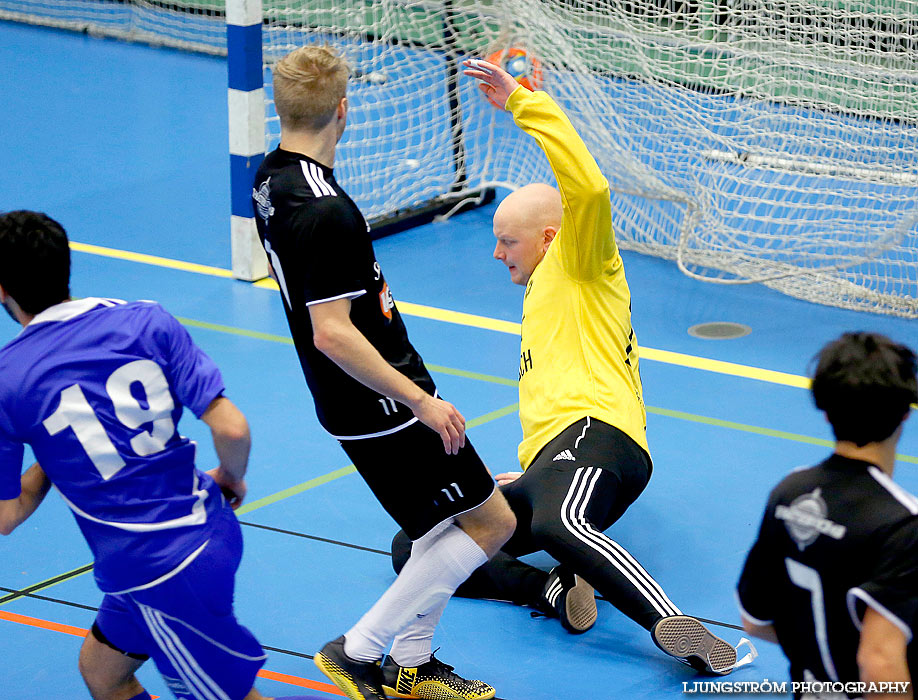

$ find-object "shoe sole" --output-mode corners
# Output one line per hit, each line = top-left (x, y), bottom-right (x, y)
(652, 616), (737, 674)
(561, 575), (598, 634)
(315, 653), (377, 700)
(381, 681), (496, 699)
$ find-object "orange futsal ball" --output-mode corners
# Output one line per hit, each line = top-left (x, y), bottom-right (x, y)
(484, 47), (543, 107)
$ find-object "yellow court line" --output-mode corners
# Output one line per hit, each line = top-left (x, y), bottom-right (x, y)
(70, 242), (234, 278)
(640, 347), (811, 390)
(74, 241), (814, 389)
(256, 276), (521, 334)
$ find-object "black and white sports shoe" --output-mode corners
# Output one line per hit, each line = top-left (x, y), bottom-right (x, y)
(652, 615), (738, 675)
(381, 653), (495, 699)
(539, 566), (598, 634)
(314, 636), (387, 700)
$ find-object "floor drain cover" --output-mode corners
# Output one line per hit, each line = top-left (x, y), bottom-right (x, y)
(687, 322), (751, 339)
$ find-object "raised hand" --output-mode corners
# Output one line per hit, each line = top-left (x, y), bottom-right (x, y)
(462, 58), (526, 109)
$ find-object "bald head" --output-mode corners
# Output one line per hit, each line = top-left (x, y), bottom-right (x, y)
(492, 184), (562, 285)
(494, 183), (562, 238)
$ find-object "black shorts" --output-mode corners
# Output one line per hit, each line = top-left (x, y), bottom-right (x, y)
(338, 420), (496, 540)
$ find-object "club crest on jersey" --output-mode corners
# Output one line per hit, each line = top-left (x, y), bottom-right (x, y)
(379, 281), (394, 320)
(253, 178), (275, 223)
(776, 488), (847, 551)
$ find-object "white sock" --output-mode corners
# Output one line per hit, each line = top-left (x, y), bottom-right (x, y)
(343, 523), (487, 662)
(386, 523), (453, 667)
(388, 596), (448, 668)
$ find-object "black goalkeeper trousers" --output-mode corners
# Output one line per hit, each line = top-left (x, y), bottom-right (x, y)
(392, 417), (683, 631)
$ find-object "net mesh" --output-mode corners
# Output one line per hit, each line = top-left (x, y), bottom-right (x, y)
(5, 0), (917, 316)
(0, 1), (226, 54)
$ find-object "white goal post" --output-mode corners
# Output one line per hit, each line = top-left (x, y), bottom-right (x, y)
(4, 0), (917, 315)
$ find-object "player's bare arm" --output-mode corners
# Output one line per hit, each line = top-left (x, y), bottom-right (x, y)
(0, 462), (51, 535)
(202, 396), (251, 509)
(740, 618), (779, 645)
(857, 607), (913, 700)
(309, 297), (466, 454)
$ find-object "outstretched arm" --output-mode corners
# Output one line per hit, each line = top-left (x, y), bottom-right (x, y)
(463, 59), (616, 281)
(309, 298), (466, 454)
(0, 463), (52, 535)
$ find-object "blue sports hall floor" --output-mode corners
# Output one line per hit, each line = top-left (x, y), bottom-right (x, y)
(1, 19), (917, 700)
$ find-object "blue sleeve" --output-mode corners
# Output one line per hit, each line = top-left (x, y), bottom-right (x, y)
(149, 306), (226, 418)
(0, 413), (24, 500)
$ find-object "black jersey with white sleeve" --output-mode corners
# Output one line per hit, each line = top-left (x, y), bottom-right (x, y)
(737, 454), (918, 692)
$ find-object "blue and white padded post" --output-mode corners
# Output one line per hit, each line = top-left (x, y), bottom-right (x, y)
(227, 0), (269, 281)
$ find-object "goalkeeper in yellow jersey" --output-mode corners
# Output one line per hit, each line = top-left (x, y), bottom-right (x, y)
(448, 57), (741, 674)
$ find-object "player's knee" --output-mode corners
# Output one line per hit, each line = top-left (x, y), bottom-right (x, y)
(456, 495), (515, 556)
(478, 491), (516, 540)
(482, 495), (517, 549)
(391, 529), (411, 574)
(493, 498), (517, 541)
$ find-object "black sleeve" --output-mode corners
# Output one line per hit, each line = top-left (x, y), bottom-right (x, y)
(849, 517), (918, 640)
(737, 504), (779, 626)
(289, 199), (368, 306)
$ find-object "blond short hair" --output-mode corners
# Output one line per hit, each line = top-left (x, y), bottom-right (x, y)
(272, 45), (349, 132)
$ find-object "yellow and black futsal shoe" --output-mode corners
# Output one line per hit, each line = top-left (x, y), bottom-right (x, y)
(652, 615), (738, 675)
(539, 566), (598, 634)
(315, 636), (387, 700)
(381, 654), (496, 699)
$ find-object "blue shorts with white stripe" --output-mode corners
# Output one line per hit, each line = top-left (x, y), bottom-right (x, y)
(95, 504), (267, 700)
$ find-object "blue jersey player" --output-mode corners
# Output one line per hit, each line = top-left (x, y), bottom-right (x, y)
(0, 211), (320, 700)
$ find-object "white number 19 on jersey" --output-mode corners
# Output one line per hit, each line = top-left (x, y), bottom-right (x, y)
(43, 360), (176, 481)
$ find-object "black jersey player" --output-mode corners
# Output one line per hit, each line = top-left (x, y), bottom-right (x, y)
(252, 45), (515, 700)
(738, 332), (918, 699)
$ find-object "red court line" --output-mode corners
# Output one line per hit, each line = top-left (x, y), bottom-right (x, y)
(258, 668), (344, 695)
(0, 609), (344, 697)
(0, 609), (88, 638)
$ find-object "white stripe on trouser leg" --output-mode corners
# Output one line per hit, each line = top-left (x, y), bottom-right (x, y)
(570, 467), (681, 616)
(573, 468), (682, 616)
(139, 605), (230, 700)
(560, 467), (681, 618)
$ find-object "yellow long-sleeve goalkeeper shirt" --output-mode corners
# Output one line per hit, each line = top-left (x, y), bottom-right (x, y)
(507, 86), (650, 470)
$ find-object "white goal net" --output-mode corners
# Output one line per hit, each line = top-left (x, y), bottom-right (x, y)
(5, 0), (917, 316)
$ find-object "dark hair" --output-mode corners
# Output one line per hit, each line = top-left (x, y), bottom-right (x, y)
(811, 332), (917, 446)
(0, 211), (71, 315)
